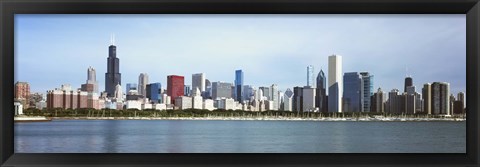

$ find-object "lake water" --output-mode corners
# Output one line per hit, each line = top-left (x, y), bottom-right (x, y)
(14, 120), (466, 153)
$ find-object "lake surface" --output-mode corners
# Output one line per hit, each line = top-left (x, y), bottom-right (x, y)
(15, 120), (466, 153)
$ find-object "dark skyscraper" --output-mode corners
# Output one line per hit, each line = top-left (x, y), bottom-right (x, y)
(404, 77), (413, 93)
(315, 70), (327, 112)
(343, 72), (363, 112)
(235, 70), (244, 102)
(105, 35), (121, 97)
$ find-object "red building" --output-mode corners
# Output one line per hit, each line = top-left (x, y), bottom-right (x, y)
(167, 75), (184, 105)
(15, 81), (30, 108)
(47, 89), (89, 109)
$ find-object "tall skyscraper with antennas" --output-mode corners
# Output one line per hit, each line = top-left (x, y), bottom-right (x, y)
(105, 34), (121, 97)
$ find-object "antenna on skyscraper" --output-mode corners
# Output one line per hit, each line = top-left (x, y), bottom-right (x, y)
(110, 33), (116, 45)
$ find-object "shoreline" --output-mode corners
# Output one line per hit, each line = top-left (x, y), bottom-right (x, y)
(48, 116), (466, 122)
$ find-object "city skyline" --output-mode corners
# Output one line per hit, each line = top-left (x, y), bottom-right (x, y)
(16, 14), (466, 95)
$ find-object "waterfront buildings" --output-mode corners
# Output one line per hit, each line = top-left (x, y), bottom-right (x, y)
(283, 88), (294, 111)
(235, 70), (244, 102)
(15, 81), (30, 108)
(184, 85), (191, 96)
(192, 73), (206, 92)
(14, 102), (23, 115)
(307, 65), (315, 87)
(146, 83), (162, 103)
(259, 87), (271, 100)
(371, 88), (385, 113)
(422, 83), (432, 114)
(431, 82), (450, 115)
(114, 84), (123, 102)
(212, 81), (233, 100)
(138, 73), (149, 97)
(105, 35), (122, 97)
(271, 84), (278, 110)
(126, 83), (138, 95)
(343, 72), (362, 112)
(404, 76), (413, 93)
(293, 86), (303, 112)
(192, 87), (203, 109)
(167, 75), (185, 105)
(81, 67), (99, 93)
(302, 86), (316, 112)
(360, 72), (373, 112)
(328, 55), (343, 113)
(386, 89), (404, 114)
(175, 96), (193, 110)
(46, 84), (88, 109)
(316, 69), (327, 112)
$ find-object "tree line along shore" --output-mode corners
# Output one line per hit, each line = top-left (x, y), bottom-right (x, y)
(22, 108), (466, 119)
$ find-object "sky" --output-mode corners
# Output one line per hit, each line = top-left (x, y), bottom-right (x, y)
(15, 14), (466, 96)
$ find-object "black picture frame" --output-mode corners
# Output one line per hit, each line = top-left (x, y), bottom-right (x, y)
(1, 0), (479, 166)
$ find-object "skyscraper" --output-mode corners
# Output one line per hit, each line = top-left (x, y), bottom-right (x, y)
(105, 35), (121, 97)
(404, 76), (413, 93)
(192, 73), (206, 93)
(259, 87), (271, 100)
(307, 65), (315, 88)
(146, 83), (162, 103)
(302, 86), (316, 112)
(371, 88), (385, 113)
(138, 73), (149, 96)
(431, 82), (450, 115)
(293, 86), (303, 112)
(167, 75), (185, 105)
(343, 72), (363, 112)
(360, 72), (373, 112)
(457, 92), (465, 107)
(316, 69), (327, 112)
(283, 88), (294, 111)
(81, 66), (98, 93)
(184, 85), (191, 96)
(270, 84), (278, 110)
(387, 89), (405, 114)
(328, 55), (343, 113)
(235, 70), (244, 102)
(212, 81), (233, 100)
(422, 83), (432, 114)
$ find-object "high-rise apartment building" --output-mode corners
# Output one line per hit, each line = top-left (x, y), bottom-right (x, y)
(371, 88), (385, 113)
(270, 84), (278, 110)
(15, 81), (30, 108)
(360, 72), (373, 112)
(302, 86), (316, 112)
(431, 82), (450, 115)
(422, 83), (432, 114)
(328, 55), (343, 113)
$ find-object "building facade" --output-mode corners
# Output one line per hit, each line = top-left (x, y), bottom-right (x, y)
(105, 36), (121, 97)
(316, 69), (327, 112)
(328, 55), (343, 113)
(343, 72), (363, 112)
(234, 70), (244, 102)
(167, 75), (185, 105)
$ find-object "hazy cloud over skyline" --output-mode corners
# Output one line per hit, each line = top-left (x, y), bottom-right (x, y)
(16, 14), (466, 96)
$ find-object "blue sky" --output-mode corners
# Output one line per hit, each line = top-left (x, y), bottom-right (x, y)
(15, 14), (466, 96)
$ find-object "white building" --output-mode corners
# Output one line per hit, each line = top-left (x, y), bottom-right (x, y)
(14, 102), (23, 115)
(270, 84), (278, 111)
(303, 87), (316, 112)
(192, 73), (206, 92)
(114, 84), (123, 102)
(154, 103), (167, 110)
(175, 96), (192, 110)
(328, 54), (343, 113)
(203, 99), (215, 111)
(283, 88), (293, 111)
(142, 103), (153, 110)
(218, 98), (235, 110)
(265, 100), (274, 111)
(192, 87), (203, 109)
(126, 100), (142, 110)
